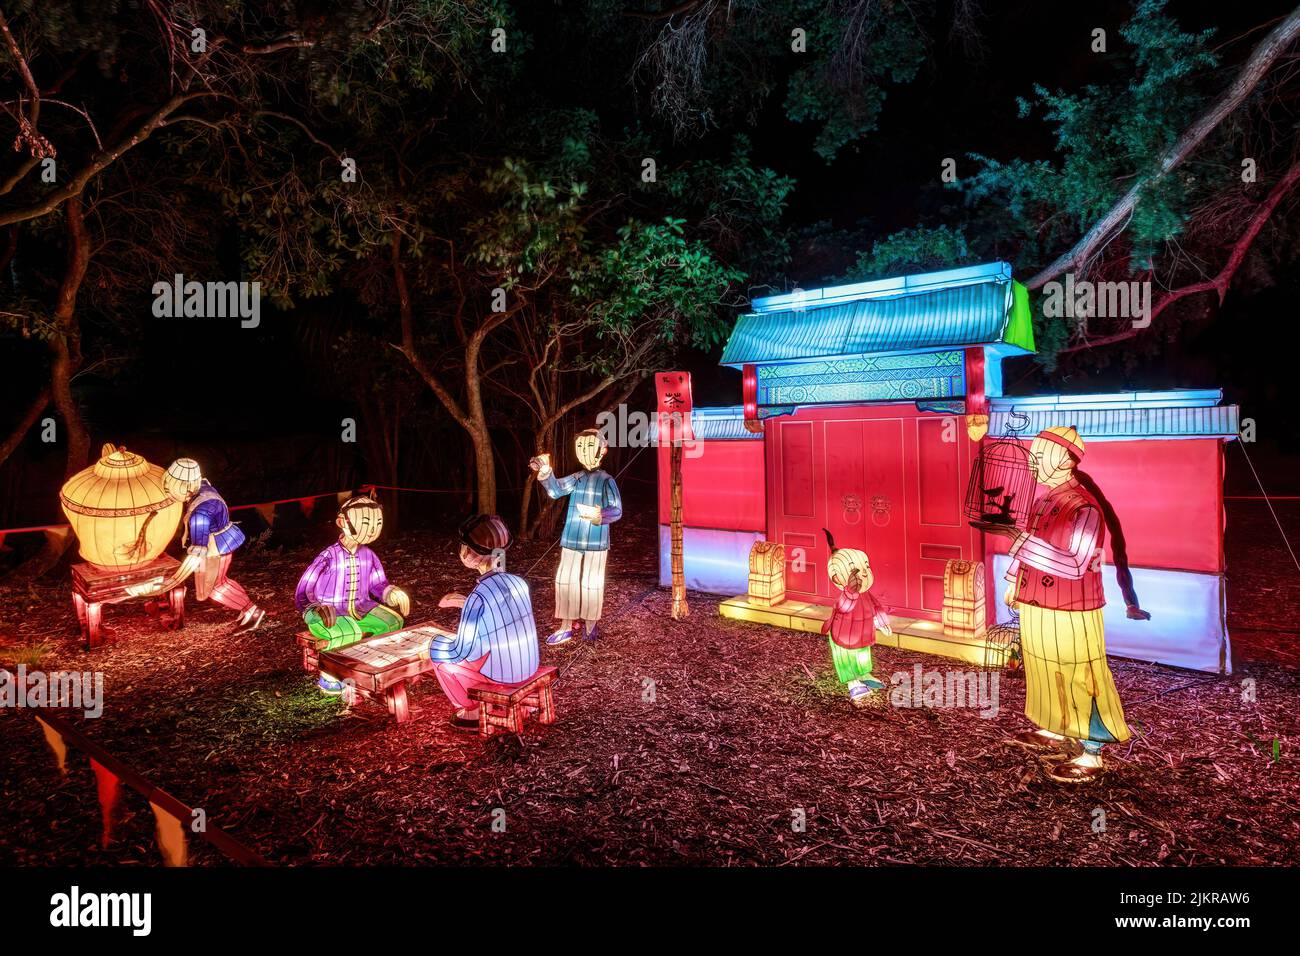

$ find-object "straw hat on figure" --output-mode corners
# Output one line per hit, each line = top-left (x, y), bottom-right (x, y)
(823, 530), (892, 707)
(529, 428), (623, 646)
(983, 426), (1133, 784)
(148, 458), (265, 633)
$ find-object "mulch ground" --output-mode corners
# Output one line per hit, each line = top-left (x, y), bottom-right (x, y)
(1, 502), (1297, 866)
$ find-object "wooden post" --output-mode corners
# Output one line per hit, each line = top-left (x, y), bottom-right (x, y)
(656, 370), (693, 620)
(670, 439), (688, 619)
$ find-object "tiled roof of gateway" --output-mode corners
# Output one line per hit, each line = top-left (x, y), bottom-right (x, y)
(989, 391), (1240, 441)
(721, 262), (1035, 367)
(648, 406), (760, 442)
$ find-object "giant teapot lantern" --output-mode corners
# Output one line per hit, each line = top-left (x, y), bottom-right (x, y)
(59, 444), (183, 570)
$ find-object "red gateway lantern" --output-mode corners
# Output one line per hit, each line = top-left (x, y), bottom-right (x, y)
(742, 363), (762, 434)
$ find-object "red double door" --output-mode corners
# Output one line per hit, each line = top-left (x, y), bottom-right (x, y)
(765, 404), (979, 619)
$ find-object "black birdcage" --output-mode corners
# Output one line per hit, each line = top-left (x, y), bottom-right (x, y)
(964, 410), (1036, 530)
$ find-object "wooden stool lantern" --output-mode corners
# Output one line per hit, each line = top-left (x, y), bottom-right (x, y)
(467, 666), (558, 737)
(72, 555), (185, 649)
(747, 541), (786, 607)
(941, 559), (986, 642)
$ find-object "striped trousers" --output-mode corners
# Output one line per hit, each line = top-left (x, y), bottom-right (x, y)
(1017, 603), (1130, 744)
(555, 547), (608, 621)
(434, 654), (489, 710)
(209, 553), (253, 612)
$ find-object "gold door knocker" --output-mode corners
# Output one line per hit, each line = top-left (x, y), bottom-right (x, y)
(870, 494), (891, 527)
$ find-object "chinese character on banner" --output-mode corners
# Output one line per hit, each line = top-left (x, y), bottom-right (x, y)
(655, 371), (694, 444)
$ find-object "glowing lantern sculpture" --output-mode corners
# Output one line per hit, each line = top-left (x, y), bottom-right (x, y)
(60, 444), (183, 570)
(963, 432), (1036, 530)
(822, 530), (892, 708)
(742, 363), (763, 434)
(530, 430), (623, 645)
(747, 541), (786, 607)
(983, 612), (1022, 673)
(941, 558), (986, 643)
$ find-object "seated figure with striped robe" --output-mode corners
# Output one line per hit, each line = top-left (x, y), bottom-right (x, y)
(430, 514), (540, 730)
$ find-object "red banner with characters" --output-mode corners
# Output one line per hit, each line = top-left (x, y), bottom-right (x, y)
(655, 371), (695, 443)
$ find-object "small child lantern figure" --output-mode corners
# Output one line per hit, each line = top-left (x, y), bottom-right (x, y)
(295, 494), (411, 693)
(823, 530), (892, 707)
(530, 428), (623, 646)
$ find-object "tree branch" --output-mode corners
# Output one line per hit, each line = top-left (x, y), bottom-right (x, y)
(0, 384), (51, 470)
(389, 231), (470, 427)
(0, 90), (222, 227)
(1060, 158), (1300, 354)
(623, 1), (706, 20)
(1026, 6), (1300, 290)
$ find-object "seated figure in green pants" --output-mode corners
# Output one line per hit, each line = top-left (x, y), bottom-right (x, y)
(294, 495), (410, 693)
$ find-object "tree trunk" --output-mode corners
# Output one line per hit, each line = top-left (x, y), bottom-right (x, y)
(469, 420), (496, 513)
(48, 337), (89, 479)
(357, 395), (400, 528)
(51, 197), (91, 478)
(518, 468), (537, 540)
(9, 198), (91, 580)
(0, 385), (51, 470)
(519, 419), (557, 540)
(390, 232), (504, 515)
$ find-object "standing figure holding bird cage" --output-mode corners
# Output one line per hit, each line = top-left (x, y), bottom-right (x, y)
(980, 426), (1136, 784)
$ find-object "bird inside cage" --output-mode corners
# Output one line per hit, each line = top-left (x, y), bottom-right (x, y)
(964, 432), (1037, 531)
(983, 611), (1023, 673)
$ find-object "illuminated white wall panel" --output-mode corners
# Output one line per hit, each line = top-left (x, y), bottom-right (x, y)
(992, 554), (1230, 674)
(658, 525), (764, 596)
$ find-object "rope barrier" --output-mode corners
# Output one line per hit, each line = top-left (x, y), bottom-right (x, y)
(28, 709), (269, 866)
(0, 482), (513, 538)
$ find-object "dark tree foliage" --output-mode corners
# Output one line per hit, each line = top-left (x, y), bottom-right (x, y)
(3, 0), (1299, 540)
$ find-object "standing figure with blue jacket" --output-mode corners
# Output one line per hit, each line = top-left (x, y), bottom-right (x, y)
(162, 458), (264, 633)
(530, 428), (622, 646)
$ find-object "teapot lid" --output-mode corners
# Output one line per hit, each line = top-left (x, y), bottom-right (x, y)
(91, 443), (149, 481)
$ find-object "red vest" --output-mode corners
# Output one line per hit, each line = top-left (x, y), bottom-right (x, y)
(822, 586), (884, 649)
(1014, 479), (1106, 612)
